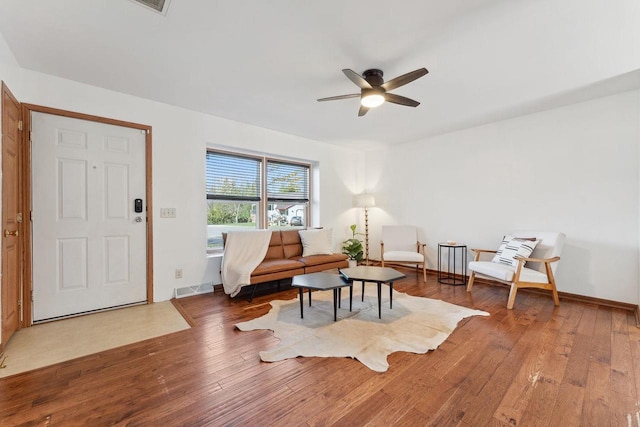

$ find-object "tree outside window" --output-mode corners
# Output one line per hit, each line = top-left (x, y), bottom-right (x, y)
(206, 151), (310, 252)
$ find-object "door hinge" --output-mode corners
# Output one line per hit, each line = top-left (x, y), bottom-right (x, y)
(31, 290), (34, 302)
(18, 298), (22, 308)
(18, 120), (23, 131)
(17, 213), (23, 223)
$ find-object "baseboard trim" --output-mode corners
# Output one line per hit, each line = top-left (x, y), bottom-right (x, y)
(423, 267), (638, 313)
(554, 289), (637, 312)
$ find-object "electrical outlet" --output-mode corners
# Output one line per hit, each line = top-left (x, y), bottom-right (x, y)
(160, 208), (177, 218)
(175, 268), (183, 279)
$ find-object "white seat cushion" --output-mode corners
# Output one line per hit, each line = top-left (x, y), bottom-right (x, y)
(469, 261), (548, 283)
(383, 250), (424, 263)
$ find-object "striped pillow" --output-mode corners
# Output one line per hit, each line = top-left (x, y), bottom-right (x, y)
(491, 236), (539, 268)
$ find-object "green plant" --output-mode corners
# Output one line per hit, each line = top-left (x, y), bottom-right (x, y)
(342, 224), (363, 261)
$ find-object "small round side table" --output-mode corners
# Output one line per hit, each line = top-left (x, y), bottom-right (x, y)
(437, 243), (467, 286)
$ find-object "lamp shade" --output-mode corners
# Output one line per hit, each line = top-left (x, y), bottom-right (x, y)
(353, 193), (375, 208)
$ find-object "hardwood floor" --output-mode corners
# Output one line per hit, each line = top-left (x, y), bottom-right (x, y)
(1, 270), (639, 426)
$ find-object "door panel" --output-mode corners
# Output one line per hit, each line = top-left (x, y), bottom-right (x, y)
(31, 112), (147, 321)
(105, 236), (129, 284)
(58, 238), (88, 290)
(105, 163), (129, 219)
(58, 158), (87, 219)
(1, 82), (22, 346)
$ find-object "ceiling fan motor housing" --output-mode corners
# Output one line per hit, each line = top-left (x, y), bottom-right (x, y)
(363, 69), (384, 86)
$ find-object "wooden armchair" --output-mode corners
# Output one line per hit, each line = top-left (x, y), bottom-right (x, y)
(466, 232), (565, 309)
(380, 225), (427, 282)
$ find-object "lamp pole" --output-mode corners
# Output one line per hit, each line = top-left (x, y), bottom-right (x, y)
(353, 193), (375, 266)
(364, 205), (370, 265)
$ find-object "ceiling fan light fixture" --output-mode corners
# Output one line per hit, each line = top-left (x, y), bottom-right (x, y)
(318, 67), (428, 116)
(361, 93), (385, 108)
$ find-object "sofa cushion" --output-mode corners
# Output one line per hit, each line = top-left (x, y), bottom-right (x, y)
(281, 229), (303, 259)
(252, 259), (305, 276)
(298, 228), (333, 256)
(263, 231), (285, 260)
(491, 235), (539, 268)
(295, 253), (348, 267)
(469, 261), (548, 283)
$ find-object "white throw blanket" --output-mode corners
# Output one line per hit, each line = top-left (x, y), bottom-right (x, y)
(221, 230), (272, 297)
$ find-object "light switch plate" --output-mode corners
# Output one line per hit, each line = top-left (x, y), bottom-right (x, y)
(160, 208), (176, 218)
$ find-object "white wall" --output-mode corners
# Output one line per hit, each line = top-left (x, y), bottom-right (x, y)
(22, 72), (363, 301)
(367, 90), (640, 304)
(0, 43), (363, 316)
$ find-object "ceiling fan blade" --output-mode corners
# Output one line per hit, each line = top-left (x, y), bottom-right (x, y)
(385, 93), (420, 107)
(358, 105), (369, 117)
(317, 93), (360, 102)
(343, 69), (373, 89)
(381, 68), (428, 91)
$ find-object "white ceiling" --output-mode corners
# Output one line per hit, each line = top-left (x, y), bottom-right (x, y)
(0, 0), (638, 148)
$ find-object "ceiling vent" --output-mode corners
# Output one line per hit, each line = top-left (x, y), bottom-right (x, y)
(129, 0), (171, 15)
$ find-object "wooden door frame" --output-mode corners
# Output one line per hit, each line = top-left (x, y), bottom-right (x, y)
(1, 81), (23, 348)
(21, 104), (154, 326)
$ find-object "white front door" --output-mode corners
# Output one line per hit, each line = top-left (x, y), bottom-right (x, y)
(31, 112), (147, 321)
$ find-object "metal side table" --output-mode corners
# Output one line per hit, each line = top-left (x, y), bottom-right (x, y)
(437, 243), (467, 286)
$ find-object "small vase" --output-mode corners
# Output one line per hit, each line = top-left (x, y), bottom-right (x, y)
(348, 259), (358, 268)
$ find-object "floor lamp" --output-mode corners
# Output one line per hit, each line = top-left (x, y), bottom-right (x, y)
(354, 194), (375, 265)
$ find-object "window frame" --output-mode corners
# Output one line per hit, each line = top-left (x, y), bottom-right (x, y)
(206, 149), (312, 253)
(264, 156), (310, 230)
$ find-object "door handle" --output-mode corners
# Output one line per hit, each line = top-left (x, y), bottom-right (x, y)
(4, 229), (18, 237)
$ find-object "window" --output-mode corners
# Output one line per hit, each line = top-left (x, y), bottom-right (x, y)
(267, 160), (309, 230)
(206, 152), (261, 252)
(206, 150), (310, 252)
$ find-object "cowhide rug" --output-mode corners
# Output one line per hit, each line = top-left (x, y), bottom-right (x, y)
(235, 284), (489, 372)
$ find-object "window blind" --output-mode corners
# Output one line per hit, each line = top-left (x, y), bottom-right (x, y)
(266, 160), (309, 202)
(206, 152), (261, 201)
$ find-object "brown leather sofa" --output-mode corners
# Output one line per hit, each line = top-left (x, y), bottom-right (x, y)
(223, 230), (348, 298)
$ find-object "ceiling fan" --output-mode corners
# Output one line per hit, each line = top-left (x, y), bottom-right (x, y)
(317, 67), (428, 117)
